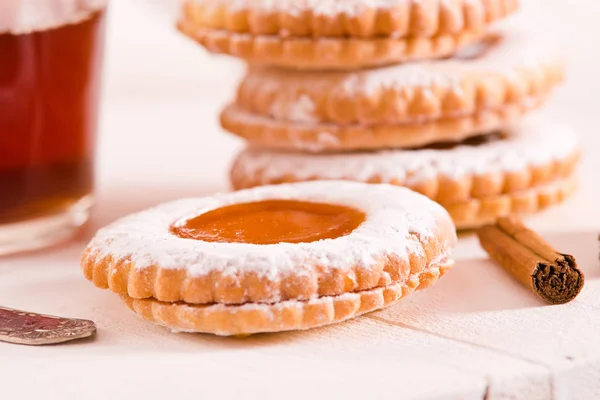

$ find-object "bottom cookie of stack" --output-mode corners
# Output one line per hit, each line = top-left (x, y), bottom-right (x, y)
(231, 120), (581, 229)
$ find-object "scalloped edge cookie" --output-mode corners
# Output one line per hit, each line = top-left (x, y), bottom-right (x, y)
(82, 181), (456, 305)
(230, 120), (581, 204)
(178, 19), (488, 70)
(120, 259), (453, 336)
(221, 94), (546, 151)
(180, 0), (518, 39)
(234, 29), (564, 125)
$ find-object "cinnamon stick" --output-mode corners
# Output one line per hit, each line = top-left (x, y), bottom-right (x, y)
(477, 217), (584, 304)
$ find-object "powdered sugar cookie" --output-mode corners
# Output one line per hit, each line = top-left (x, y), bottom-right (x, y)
(230, 120), (581, 228)
(82, 181), (456, 306)
(178, 0), (518, 70)
(221, 98), (544, 152)
(181, 23), (485, 71)
(221, 29), (563, 150)
(120, 258), (453, 336)
(181, 0), (518, 38)
(231, 120), (580, 206)
(235, 29), (563, 126)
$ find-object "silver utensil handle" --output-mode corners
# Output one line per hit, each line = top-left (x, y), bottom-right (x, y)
(0, 306), (96, 346)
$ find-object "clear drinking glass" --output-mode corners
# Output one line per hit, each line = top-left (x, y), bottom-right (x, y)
(0, 1), (107, 254)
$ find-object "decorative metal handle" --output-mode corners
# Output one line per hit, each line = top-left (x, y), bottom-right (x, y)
(0, 306), (96, 346)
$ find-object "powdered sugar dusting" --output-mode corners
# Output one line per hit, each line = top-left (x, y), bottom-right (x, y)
(86, 181), (455, 280)
(0, 0), (107, 34)
(270, 94), (319, 123)
(233, 119), (580, 184)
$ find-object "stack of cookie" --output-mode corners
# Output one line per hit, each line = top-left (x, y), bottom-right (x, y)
(179, 0), (580, 229)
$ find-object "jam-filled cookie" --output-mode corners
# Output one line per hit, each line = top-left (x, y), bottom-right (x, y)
(231, 120), (580, 228)
(221, 28), (563, 151)
(178, 0), (518, 70)
(82, 181), (456, 335)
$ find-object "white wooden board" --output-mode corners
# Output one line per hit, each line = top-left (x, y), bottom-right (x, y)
(0, 1), (599, 399)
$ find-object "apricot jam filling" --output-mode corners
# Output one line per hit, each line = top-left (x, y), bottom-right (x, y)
(171, 199), (366, 245)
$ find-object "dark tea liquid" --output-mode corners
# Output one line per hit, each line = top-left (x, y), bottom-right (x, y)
(0, 10), (105, 224)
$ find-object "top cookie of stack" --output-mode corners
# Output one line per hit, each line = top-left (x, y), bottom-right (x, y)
(179, 0), (518, 70)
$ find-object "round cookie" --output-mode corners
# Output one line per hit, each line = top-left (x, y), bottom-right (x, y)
(221, 100), (544, 152)
(221, 28), (564, 151)
(120, 258), (453, 336)
(231, 120), (580, 204)
(82, 181), (456, 306)
(182, 0), (519, 38)
(179, 0), (519, 70)
(235, 29), (562, 125)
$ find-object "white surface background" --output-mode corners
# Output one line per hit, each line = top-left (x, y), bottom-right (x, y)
(1, 1), (599, 399)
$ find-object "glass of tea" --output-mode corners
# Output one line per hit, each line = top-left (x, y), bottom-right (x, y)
(0, 1), (107, 254)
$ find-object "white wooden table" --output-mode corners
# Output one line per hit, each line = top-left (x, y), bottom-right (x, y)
(1, 1), (599, 399)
